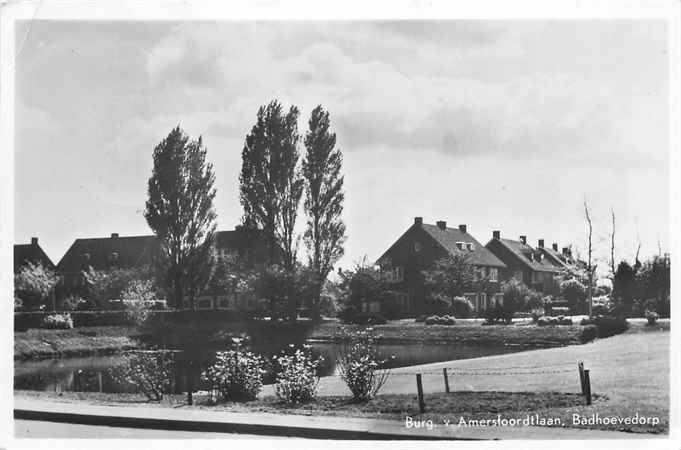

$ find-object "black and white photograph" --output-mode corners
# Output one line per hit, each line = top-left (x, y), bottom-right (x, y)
(1, 0), (680, 447)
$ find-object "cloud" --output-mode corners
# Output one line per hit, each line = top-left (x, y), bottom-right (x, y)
(140, 21), (665, 170)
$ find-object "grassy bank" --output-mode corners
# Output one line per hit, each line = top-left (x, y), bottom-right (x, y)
(14, 326), (141, 360)
(310, 320), (594, 346)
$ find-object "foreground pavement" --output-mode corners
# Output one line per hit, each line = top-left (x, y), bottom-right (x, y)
(14, 420), (283, 439)
(14, 397), (654, 440)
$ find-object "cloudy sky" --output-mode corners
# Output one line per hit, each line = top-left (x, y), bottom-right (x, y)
(15, 20), (669, 274)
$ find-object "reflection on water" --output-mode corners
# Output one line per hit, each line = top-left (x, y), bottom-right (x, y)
(14, 342), (524, 394)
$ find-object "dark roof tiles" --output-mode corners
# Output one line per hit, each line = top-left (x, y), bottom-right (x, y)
(420, 223), (506, 268)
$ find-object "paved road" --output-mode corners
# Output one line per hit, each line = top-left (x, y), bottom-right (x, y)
(15, 420), (287, 439)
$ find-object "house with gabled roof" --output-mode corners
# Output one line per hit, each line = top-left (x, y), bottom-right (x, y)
(14, 237), (55, 273)
(484, 231), (561, 294)
(56, 228), (272, 309)
(375, 217), (507, 316)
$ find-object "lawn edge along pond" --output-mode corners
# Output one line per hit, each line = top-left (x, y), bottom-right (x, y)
(15, 320), (598, 360)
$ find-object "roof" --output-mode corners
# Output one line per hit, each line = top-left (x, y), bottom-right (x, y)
(537, 246), (569, 269)
(495, 238), (560, 273)
(14, 242), (55, 272)
(56, 235), (159, 273)
(56, 228), (269, 273)
(420, 223), (507, 268)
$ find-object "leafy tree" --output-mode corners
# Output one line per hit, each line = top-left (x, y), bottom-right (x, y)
(302, 105), (346, 320)
(422, 254), (476, 312)
(145, 126), (217, 310)
(560, 278), (587, 314)
(239, 100), (304, 270)
(252, 264), (316, 320)
(14, 261), (59, 311)
(636, 255), (670, 317)
(501, 278), (532, 313)
(337, 260), (394, 315)
(612, 260), (638, 315)
(82, 266), (158, 309)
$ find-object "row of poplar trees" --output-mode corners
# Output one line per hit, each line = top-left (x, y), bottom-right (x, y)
(144, 100), (345, 319)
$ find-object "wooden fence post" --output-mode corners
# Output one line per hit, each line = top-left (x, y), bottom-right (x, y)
(416, 374), (426, 413)
(584, 369), (592, 405)
(578, 361), (585, 395)
(443, 368), (450, 393)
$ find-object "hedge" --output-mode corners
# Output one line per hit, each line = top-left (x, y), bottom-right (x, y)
(14, 309), (253, 331)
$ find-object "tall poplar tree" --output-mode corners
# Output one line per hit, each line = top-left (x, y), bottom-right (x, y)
(302, 105), (346, 319)
(145, 126), (217, 310)
(239, 100), (303, 270)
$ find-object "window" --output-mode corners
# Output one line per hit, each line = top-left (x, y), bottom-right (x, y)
(466, 243), (474, 251)
(384, 266), (404, 282)
(489, 268), (499, 282)
(456, 242), (464, 250)
(413, 241), (422, 253)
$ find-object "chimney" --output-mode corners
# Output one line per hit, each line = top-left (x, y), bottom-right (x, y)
(538, 239), (544, 248)
(552, 243), (558, 252)
(562, 247), (570, 256)
(111, 233), (119, 238)
(436, 220), (447, 230)
(458, 224), (467, 234)
(414, 217), (423, 226)
(519, 235), (527, 245)
(31, 237), (38, 245)
(493, 230), (500, 239)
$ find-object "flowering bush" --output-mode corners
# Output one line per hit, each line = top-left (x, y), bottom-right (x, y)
(645, 309), (659, 325)
(201, 339), (265, 402)
(274, 345), (323, 404)
(337, 329), (391, 402)
(110, 351), (175, 401)
(41, 313), (74, 329)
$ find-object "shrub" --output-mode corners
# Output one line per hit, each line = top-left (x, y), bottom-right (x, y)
(274, 345), (323, 404)
(120, 279), (156, 327)
(451, 297), (473, 318)
(583, 316), (629, 338)
(591, 304), (610, 316)
(524, 292), (544, 312)
(338, 305), (358, 323)
(644, 310), (659, 325)
(414, 315), (427, 323)
(424, 315), (455, 325)
(428, 296), (451, 315)
(530, 308), (545, 323)
(337, 330), (391, 402)
(350, 312), (387, 325)
(110, 350), (174, 401)
(537, 316), (551, 327)
(580, 324), (598, 342)
(41, 313), (74, 329)
(550, 306), (570, 317)
(201, 339), (265, 402)
(483, 303), (513, 325)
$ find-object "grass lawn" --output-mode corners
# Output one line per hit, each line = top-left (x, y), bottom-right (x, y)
(14, 326), (140, 360)
(310, 320), (594, 346)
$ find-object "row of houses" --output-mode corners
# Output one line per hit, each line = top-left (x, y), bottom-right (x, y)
(13, 229), (272, 310)
(373, 217), (580, 315)
(14, 217), (581, 315)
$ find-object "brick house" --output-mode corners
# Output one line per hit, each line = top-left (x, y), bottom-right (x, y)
(484, 232), (562, 294)
(14, 237), (55, 273)
(56, 228), (271, 310)
(375, 217), (507, 316)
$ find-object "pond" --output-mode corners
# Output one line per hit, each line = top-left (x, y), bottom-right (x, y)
(14, 341), (526, 394)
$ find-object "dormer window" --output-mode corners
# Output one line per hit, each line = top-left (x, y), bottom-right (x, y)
(456, 242), (464, 250)
(466, 243), (474, 251)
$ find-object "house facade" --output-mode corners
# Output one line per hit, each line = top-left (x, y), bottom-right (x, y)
(484, 232), (562, 294)
(375, 217), (507, 316)
(14, 237), (55, 273)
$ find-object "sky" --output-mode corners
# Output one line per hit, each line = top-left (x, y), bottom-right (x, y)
(14, 20), (669, 276)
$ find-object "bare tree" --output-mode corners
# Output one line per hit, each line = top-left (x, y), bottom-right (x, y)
(584, 199), (594, 316)
(610, 207), (616, 277)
